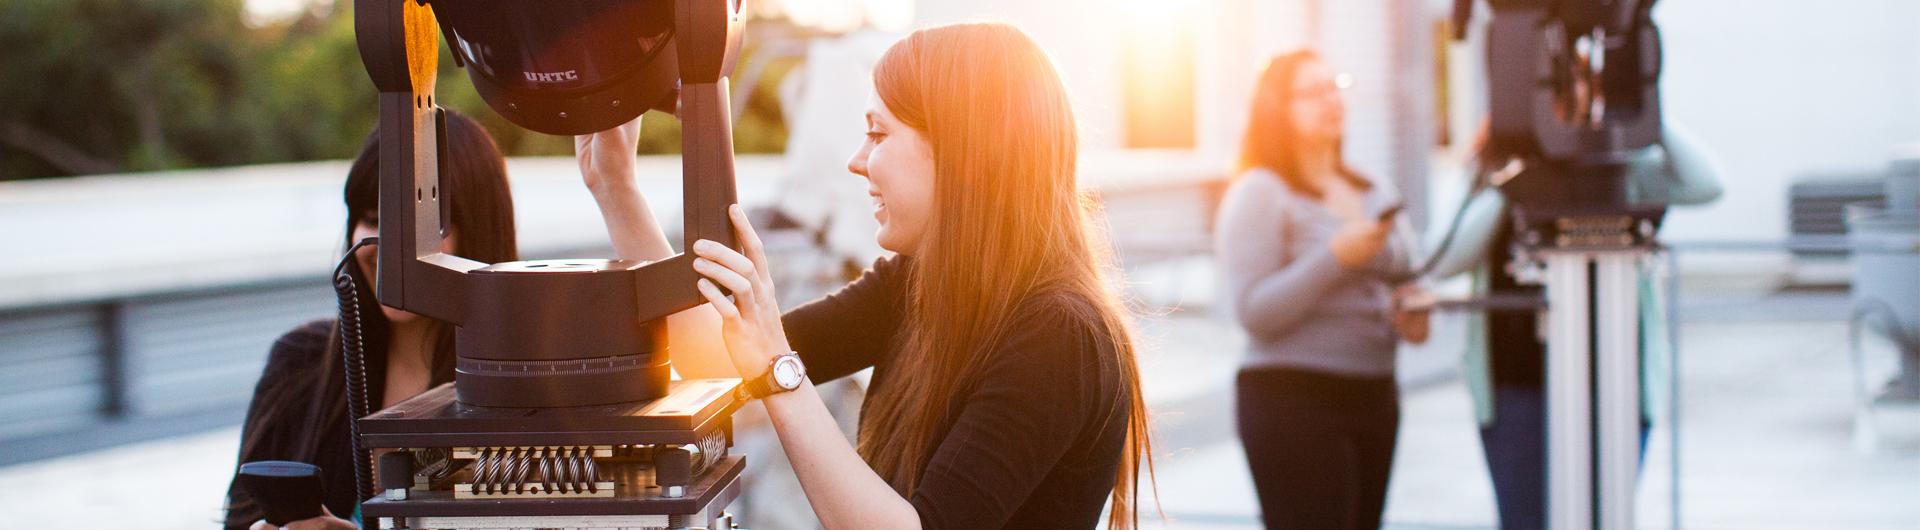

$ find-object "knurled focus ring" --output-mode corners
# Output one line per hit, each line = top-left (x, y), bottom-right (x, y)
(457, 353), (657, 375)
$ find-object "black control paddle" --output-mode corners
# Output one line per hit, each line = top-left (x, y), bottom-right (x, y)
(236, 460), (326, 526)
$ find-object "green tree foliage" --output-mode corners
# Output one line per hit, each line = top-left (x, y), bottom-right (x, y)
(0, 0), (792, 180)
(2, 0), (266, 177)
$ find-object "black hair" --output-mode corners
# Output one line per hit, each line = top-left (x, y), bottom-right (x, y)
(232, 109), (518, 509)
(342, 111), (519, 262)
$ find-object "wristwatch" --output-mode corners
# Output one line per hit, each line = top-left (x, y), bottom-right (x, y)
(741, 352), (806, 400)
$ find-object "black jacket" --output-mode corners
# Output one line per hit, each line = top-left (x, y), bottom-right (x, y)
(222, 319), (450, 529)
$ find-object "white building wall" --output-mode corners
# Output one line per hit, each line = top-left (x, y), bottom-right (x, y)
(1320, 0), (1438, 225)
(913, 0), (1435, 200)
(912, 1), (1129, 151)
(1651, 0), (1920, 244)
(1200, 0), (1318, 162)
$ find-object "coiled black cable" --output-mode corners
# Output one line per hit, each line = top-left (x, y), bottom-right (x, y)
(1414, 185), (1482, 276)
(333, 237), (379, 503)
(1415, 160), (1511, 277)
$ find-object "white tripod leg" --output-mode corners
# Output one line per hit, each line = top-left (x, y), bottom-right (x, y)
(1546, 252), (1595, 530)
(1595, 252), (1643, 530)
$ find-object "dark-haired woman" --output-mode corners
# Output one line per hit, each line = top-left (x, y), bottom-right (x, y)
(584, 22), (1153, 529)
(1216, 50), (1429, 529)
(222, 110), (518, 530)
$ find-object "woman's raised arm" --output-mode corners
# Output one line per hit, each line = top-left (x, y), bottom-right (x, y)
(577, 118), (737, 379)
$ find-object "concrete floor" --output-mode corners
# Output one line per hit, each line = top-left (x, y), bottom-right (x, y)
(1144, 317), (1920, 529)
(2, 279), (1916, 529)
(1136, 275), (1920, 530)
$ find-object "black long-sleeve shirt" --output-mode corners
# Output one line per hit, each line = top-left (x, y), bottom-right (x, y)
(782, 256), (1132, 529)
(224, 320), (405, 529)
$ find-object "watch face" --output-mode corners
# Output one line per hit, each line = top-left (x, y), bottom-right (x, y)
(772, 357), (803, 389)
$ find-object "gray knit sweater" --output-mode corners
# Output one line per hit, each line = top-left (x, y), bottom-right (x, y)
(1214, 168), (1418, 377)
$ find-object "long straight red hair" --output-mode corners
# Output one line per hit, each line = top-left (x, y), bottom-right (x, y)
(1239, 49), (1370, 197)
(857, 22), (1155, 529)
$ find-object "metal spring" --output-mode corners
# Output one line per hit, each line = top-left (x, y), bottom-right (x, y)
(467, 446), (602, 495)
(419, 448), (456, 481)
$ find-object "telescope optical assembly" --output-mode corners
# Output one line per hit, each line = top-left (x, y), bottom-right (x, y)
(346, 0), (752, 528)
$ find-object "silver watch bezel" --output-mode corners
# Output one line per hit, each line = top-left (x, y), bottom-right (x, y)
(770, 353), (805, 390)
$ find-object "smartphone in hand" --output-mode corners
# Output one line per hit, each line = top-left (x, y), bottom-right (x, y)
(1370, 199), (1406, 222)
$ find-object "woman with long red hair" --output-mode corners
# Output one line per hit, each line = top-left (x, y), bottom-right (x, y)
(581, 22), (1152, 529)
(1216, 50), (1427, 529)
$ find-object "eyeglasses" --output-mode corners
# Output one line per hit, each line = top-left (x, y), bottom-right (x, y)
(1293, 73), (1353, 101)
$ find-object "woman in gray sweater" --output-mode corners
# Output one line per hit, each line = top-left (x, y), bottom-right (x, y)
(1216, 50), (1428, 529)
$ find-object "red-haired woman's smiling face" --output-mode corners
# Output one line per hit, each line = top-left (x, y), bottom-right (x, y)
(847, 95), (936, 255)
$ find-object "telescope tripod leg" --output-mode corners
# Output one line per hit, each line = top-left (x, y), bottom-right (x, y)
(1545, 253), (1594, 530)
(1595, 253), (1643, 530)
(1544, 251), (1646, 530)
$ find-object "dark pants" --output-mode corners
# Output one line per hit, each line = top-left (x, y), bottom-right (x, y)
(1479, 386), (1650, 530)
(1236, 368), (1400, 530)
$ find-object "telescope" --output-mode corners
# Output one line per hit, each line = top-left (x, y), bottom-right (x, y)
(1461, 0), (1666, 248)
(345, 0), (750, 528)
(1453, 1), (1664, 529)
